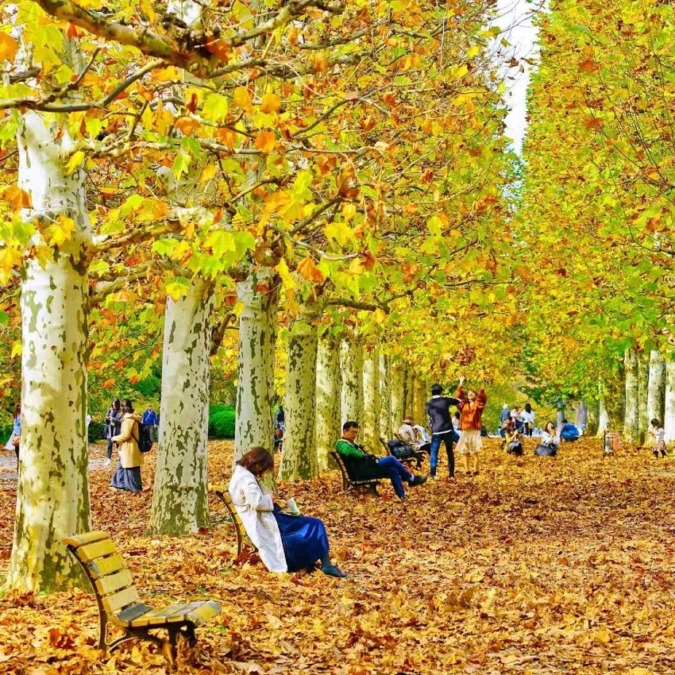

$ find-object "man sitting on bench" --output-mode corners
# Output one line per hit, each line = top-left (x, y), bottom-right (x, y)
(334, 421), (427, 500)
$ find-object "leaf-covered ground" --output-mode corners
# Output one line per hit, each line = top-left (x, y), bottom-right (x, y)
(1, 439), (674, 674)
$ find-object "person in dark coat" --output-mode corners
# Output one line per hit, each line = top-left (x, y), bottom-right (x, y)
(425, 384), (461, 479)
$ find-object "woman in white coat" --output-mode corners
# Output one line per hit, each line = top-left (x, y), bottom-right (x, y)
(229, 447), (346, 577)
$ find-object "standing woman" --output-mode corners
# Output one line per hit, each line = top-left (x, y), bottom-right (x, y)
(229, 447), (347, 577)
(522, 403), (535, 436)
(4, 402), (21, 460)
(455, 376), (488, 476)
(110, 399), (144, 493)
(105, 398), (123, 466)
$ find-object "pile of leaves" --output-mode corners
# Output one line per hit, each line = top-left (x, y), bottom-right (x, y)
(1, 439), (674, 673)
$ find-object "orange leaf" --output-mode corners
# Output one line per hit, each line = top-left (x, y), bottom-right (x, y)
(297, 256), (325, 283)
(254, 131), (276, 154)
(260, 93), (281, 114)
(579, 59), (598, 73)
(205, 38), (230, 62)
(3, 186), (32, 211)
(0, 32), (19, 62)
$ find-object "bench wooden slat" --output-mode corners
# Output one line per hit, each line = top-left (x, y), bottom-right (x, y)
(102, 585), (141, 615)
(131, 603), (196, 627)
(113, 602), (153, 627)
(77, 539), (118, 563)
(188, 601), (222, 625)
(63, 531), (109, 549)
(89, 553), (127, 578)
(94, 569), (134, 596)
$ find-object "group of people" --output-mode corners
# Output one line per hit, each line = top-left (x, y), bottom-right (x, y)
(335, 376), (488, 496)
(499, 403), (536, 437)
(228, 377), (487, 579)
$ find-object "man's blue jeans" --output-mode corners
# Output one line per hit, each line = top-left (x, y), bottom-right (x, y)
(430, 432), (457, 477)
(376, 456), (413, 498)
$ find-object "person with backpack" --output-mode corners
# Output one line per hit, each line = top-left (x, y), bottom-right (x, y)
(110, 399), (144, 493)
(425, 384), (461, 479)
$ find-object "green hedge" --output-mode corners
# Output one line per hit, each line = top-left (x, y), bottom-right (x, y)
(208, 405), (235, 439)
(0, 424), (12, 445)
(89, 420), (107, 443)
(1, 408), (236, 445)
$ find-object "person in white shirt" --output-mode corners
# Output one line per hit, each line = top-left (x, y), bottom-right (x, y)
(650, 419), (666, 459)
(397, 416), (417, 446)
(521, 403), (535, 437)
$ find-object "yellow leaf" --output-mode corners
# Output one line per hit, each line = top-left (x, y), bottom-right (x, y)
(260, 92), (281, 114)
(10, 341), (22, 358)
(324, 221), (354, 246)
(451, 64), (469, 80)
(233, 86), (253, 113)
(201, 164), (217, 183)
(66, 150), (85, 175)
(342, 203), (357, 221)
(275, 258), (297, 290)
(45, 216), (76, 247)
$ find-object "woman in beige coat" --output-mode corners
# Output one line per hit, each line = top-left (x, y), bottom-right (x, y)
(111, 399), (144, 492)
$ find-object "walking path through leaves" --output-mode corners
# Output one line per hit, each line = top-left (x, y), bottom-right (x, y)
(0, 439), (673, 674)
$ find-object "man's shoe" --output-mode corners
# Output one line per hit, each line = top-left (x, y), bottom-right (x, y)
(409, 475), (427, 487)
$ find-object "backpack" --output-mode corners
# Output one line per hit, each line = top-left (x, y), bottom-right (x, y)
(133, 423), (154, 453)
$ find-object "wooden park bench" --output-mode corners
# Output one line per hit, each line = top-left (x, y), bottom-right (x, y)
(330, 450), (380, 494)
(209, 484), (256, 557)
(63, 531), (221, 660)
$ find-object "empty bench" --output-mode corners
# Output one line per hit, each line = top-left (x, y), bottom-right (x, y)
(63, 531), (221, 659)
(330, 451), (379, 494)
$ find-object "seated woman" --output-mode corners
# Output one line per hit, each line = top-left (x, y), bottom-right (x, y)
(535, 422), (558, 457)
(229, 447), (347, 578)
(503, 419), (524, 456)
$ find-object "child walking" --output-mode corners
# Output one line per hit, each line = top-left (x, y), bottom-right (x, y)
(650, 419), (666, 459)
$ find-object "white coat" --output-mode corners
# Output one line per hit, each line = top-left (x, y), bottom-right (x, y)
(228, 465), (287, 573)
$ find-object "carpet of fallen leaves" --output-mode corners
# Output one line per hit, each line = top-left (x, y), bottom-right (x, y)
(1, 438), (674, 674)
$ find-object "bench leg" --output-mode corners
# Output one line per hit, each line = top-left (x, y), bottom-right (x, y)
(108, 627), (163, 654)
(368, 483), (378, 496)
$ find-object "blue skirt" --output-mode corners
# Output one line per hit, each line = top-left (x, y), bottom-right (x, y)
(110, 463), (142, 492)
(273, 508), (329, 572)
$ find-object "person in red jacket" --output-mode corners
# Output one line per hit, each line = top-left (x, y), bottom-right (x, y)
(455, 375), (487, 476)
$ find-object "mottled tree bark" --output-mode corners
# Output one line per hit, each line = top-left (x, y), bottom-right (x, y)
(234, 269), (278, 462)
(664, 360), (675, 444)
(362, 347), (380, 447)
(623, 348), (639, 445)
(315, 336), (340, 470)
(279, 302), (319, 480)
(378, 353), (391, 439)
(149, 278), (213, 534)
(7, 109), (92, 592)
(647, 350), (666, 427)
(340, 339), (363, 423)
(637, 351), (649, 444)
(389, 359), (404, 434)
